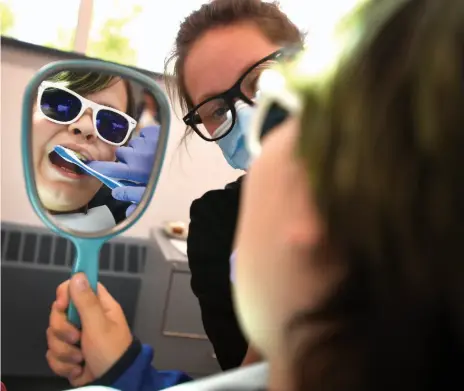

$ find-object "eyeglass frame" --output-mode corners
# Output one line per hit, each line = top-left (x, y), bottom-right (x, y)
(37, 81), (138, 147)
(182, 49), (291, 142)
(247, 67), (303, 162)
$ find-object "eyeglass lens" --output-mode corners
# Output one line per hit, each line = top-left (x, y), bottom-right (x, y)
(192, 59), (279, 140)
(40, 87), (131, 145)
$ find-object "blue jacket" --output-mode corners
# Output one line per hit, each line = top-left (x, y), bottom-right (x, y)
(89, 339), (192, 391)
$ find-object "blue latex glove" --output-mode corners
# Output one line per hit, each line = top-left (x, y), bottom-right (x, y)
(87, 126), (160, 216)
(230, 249), (237, 284)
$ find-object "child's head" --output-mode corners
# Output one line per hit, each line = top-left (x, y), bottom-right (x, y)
(235, 0), (464, 389)
(33, 71), (135, 213)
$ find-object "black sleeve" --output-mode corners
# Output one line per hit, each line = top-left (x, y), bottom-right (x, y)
(187, 178), (248, 371)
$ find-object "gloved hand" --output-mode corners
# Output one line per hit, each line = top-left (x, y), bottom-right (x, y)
(113, 186), (145, 216)
(87, 126), (160, 216)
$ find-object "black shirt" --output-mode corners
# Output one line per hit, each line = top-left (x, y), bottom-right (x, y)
(187, 176), (248, 370)
(88, 185), (131, 224)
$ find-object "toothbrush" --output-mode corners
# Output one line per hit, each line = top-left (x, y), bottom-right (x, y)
(53, 145), (139, 191)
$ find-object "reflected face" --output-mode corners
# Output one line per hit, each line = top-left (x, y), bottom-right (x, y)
(183, 22), (280, 108)
(234, 119), (339, 360)
(32, 80), (128, 212)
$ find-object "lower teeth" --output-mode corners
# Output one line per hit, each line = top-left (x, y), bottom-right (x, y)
(61, 167), (76, 174)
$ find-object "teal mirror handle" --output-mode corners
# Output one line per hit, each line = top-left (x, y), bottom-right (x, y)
(67, 239), (102, 329)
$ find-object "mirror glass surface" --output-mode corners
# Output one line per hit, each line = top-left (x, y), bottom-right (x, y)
(29, 69), (163, 234)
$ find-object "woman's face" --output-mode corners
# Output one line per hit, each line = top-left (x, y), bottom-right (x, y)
(32, 79), (128, 212)
(183, 22), (280, 108)
(234, 118), (342, 362)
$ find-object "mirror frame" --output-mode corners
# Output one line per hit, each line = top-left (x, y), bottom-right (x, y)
(21, 59), (170, 242)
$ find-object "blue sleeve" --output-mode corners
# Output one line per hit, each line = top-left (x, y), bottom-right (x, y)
(112, 344), (192, 391)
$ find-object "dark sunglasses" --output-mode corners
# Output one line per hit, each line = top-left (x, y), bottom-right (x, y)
(37, 81), (137, 146)
(183, 48), (298, 142)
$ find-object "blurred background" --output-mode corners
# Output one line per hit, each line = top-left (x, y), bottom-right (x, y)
(1, 0), (360, 72)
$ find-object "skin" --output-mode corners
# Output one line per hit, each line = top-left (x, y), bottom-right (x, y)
(33, 80), (128, 212)
(240, 344), (262, 366)
(233, 118), (343, 389)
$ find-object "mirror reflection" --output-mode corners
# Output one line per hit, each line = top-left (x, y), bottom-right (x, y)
(31, 70), (162, 233)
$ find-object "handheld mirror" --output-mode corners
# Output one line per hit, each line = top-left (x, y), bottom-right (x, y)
(21, 60), (170, 328)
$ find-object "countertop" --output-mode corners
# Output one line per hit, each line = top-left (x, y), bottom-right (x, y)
(151, 227), (188, 263)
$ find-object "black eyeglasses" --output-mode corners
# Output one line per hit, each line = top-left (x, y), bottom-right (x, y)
(183, 49), (295, 142)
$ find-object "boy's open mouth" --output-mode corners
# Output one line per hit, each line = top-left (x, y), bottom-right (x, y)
(48, 149), (88, 177)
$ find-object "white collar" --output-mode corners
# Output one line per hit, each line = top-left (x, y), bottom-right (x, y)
(61, 363), (269, 391)
(165, 362), (269, 391)
(62, 387), (120, 391)
(52, 205), (115, 232)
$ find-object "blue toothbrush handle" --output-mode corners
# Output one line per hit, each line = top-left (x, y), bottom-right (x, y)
(117, 179), (141, 187)
(67, 243), (100, 329)
(99, 177), (141, 191)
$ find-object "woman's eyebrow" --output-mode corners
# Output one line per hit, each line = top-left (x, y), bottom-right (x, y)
(196, 89), (226, 104)
(196, 57), (267, 103)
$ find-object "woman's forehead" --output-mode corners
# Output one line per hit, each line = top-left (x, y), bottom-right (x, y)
(184, 23), (280, 105)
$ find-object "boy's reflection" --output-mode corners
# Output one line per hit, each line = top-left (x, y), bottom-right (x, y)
(32, 71), (136, 231)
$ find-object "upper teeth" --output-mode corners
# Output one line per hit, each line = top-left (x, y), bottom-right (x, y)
(74, 152), (86, 161)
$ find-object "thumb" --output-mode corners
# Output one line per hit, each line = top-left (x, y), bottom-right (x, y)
(125, 203), (138, 217)
(140, 125), (160, 141)
(112, 186), (145, 204)
(96, 282), (120, 313)
(69, 273), (106, 329)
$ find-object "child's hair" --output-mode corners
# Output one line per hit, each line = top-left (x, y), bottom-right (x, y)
(47, 71), (136, 118)
(289, 0), (464, 389)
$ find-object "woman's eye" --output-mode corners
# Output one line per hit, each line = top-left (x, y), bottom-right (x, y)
(211, 107), (228, 120)
(247, 77), (259, 94)
(244, 64), (273, 95)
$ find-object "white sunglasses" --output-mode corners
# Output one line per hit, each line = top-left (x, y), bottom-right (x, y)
(247, 68), (303, 160)
(37, 81), (137, 146)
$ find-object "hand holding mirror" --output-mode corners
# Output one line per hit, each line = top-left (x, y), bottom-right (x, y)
(22, 60), (170, 328)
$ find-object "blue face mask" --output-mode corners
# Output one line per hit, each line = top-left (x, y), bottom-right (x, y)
(214, 101), (256, 171)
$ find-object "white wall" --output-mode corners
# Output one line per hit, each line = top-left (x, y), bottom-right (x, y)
(0, 42), (241, 238)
